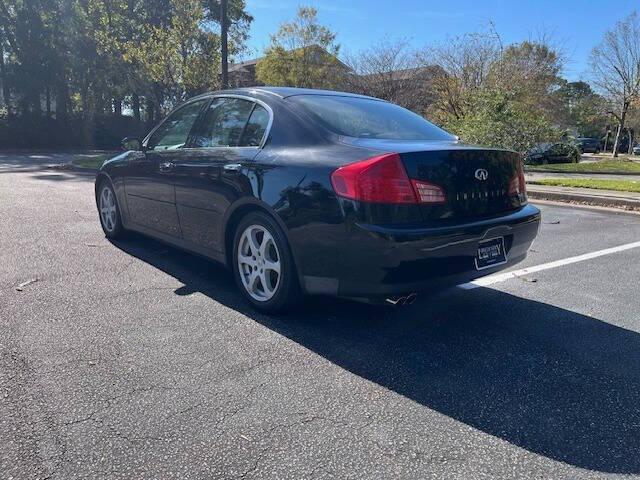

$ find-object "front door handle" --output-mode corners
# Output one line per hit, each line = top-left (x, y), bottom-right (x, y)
(223, 163), (242, 174)
(159, 161), (174, 172)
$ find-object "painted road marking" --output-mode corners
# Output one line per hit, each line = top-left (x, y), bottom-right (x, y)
(459, 240), (640, 290)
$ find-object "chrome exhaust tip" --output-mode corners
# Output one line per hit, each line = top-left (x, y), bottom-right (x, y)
(384, 293), (417, 307)
(385, 296), (407, 306)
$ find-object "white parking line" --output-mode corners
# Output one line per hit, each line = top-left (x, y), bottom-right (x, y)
(459, 240), (640, 290)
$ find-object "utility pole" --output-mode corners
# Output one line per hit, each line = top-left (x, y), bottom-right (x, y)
(221, 0), (229, 89)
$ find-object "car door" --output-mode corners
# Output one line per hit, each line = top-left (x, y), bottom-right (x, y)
(173, 97), (271, 253)
(547, 143), (563, 163)
(125, 99), (208, 237)
(557, 143), (572, 162)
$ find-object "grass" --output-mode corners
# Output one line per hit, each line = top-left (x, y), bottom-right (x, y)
(587, 153), (635, 161)
(71, 153), (117, 170)
(529, 178), (640, 193)
(526, 159), (640, 174)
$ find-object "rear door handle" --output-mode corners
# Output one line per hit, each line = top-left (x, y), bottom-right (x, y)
(159, 161), (174, 172)
(223, 163), (242, 174)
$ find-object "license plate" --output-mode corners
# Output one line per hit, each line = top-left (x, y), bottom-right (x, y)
(475, 237), (507, 270)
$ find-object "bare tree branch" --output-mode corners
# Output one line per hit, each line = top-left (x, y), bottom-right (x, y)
(590, 11), (640, 156)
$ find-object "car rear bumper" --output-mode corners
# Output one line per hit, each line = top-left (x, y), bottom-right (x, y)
(301, 204), (541, 298)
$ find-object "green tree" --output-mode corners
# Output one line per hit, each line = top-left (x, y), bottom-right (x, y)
(0, 0), (253, 147)
(445, 88), (559, 153)
(121, 0), (222, 111)
(553, 81), (608, 138)
(427, 32), (565, 152)
(0, 0), (67, 115)
(201, 0), (253, 48)
(255, 6), (343, 88)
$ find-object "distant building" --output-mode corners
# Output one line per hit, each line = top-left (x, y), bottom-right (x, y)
(226, 46), (441, 114)
(350, 65), (444, 112)
(228, 57), (263, 88)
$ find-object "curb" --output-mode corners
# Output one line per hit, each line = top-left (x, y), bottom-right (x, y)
(527, 188), (640, 212)
(525, 169), (640, 176)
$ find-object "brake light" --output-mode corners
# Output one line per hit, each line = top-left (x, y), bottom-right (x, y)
(509, 162), (528, 203)
(331, 153), (417, 204)
(331, 153), (447, 205)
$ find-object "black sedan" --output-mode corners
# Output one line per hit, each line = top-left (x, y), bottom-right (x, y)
(525, 142), (580, 165)
(576, 137), (601, 154)
(96, 87), (541, 312)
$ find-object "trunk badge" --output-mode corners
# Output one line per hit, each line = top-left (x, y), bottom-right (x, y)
(475, 169), (489, 181)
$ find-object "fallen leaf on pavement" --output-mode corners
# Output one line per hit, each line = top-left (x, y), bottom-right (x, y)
(16, 278), (38, 291)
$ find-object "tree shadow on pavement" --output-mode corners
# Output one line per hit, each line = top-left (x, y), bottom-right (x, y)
(112, 233), (640, 475)
(0, 166), (96, 183)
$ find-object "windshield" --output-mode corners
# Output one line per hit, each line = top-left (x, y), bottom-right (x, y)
(288, 95), (455, 141)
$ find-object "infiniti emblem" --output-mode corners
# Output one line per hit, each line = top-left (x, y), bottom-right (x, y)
(475, 168), (489, 181)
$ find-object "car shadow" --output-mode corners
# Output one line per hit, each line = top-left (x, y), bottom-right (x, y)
(112, 233), (640, 474)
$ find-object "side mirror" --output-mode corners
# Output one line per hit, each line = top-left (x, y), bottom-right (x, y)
(121, 136), (143, 151)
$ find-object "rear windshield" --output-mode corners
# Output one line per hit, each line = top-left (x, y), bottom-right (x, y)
(288, 95), (455, 141)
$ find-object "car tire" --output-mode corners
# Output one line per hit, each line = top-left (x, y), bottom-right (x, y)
(97, 180), (126, 239)
(232, 211), (302, 313)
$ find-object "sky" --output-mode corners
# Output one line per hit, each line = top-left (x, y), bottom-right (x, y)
(243, 0), (639, 82)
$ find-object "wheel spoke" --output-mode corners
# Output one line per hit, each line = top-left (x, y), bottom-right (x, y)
(249, 228), (262, 255)
(249, 271), (261, 293)
(259, 231), (273, 257)
(263, 259), (280, 275)
(259, 270), (272, 294)
(238, 253), (256, 267)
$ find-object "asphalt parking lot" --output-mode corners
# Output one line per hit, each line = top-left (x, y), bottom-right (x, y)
(2, 166), (640, 479)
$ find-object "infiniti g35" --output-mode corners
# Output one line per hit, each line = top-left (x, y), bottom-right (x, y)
(95, 87), (541, 312)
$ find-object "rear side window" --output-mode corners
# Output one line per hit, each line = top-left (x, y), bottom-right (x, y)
(239, 105), (270, 146)
(193, 98), (255, 147)
(288, 95), (455, 141)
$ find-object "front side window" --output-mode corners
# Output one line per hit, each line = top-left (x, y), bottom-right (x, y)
(288, 95), (455, 141)
(193, 98), (255, 148)
(147, 100), (207, 150)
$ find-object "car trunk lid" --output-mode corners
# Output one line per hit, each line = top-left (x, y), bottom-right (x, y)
(399, 147), (525, 221)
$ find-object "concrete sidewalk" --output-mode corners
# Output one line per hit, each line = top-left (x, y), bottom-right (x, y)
(527, 183), (640, 211)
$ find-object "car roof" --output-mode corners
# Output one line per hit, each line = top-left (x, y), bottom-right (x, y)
(192, 86), (383, 102)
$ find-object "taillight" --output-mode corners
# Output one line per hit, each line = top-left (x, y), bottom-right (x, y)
(331, 153), (446, 205)
(331, 153), (416, 204)
(411, 180), (446, 204)
(509, 162), (528, 203)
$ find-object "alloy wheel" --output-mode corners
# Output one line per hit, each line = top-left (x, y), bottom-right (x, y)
(100, 186), (117, 233)
(237, 224), (281, 302)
